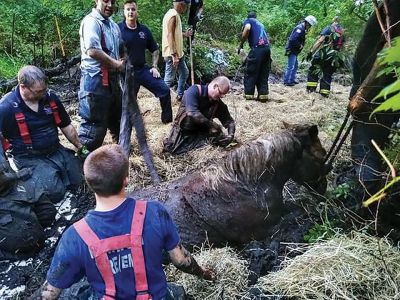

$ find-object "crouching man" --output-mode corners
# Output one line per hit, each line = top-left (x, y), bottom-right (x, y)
(163, 76), (236, 154)
(31, 144), (215, 299)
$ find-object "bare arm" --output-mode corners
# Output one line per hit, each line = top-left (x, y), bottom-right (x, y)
(168, 243), (215, 280)
(167, 16), (177, 55)
(150, 50), (161, 78)
(60, 124), (82, 150)
(87, 48), (124, 72)
(239, 23), (251, 48)
(29, 281), (62, 300)
(310, 35), (325, 53)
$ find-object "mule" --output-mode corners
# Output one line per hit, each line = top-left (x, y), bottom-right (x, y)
(132, 124), (327, 246)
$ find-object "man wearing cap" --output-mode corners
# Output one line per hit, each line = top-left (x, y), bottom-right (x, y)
(78, 0), (125, 151)
(306, 16), (345, 97)
(238, 11), (271, 102)
(119, 0), (173, 124)
(283, 15), (317, 86)
(162, 0), (193, 102)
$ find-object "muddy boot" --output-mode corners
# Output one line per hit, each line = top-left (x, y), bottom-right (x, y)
(258, 94), (268, 103)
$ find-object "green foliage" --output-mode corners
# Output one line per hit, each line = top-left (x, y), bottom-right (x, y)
(372, 37), (400, 114)
(0, 55), (25, 78)
(304, 221), (338, 243)
(329, 183), (352, 200)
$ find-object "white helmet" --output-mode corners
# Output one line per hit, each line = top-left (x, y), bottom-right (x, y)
(305, 15), (317, 26)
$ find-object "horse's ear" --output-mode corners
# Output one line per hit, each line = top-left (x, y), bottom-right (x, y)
(308, 125), (319, 138)
(282, 121), (292, 129)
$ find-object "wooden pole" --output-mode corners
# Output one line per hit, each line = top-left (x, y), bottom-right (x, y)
(189, 35), (195, 85)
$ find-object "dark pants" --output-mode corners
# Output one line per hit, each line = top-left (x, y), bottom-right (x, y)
(306, 55), (337, 97)
(0, 181), (56, 260)
(244, 46), (271, 100)
(134, 66), (172, 123)
(14, 146), (82, 203)
(79, 72), (122, 151)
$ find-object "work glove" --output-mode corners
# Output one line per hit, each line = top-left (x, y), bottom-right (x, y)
(306, 51), (313, 61)
(237, 47), (243, 55)
(194, 14), (204, 23)
(77, 145), (90, 161)
(217, 134), (234, 147)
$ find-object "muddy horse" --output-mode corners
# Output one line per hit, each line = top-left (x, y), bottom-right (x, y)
(133, 124), (327, 246)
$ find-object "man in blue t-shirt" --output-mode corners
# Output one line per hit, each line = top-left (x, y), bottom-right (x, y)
(306, 16), (345, 97)
(238, 11), (271, 102)
(119, 0), (173, 124)
(283, 15), (317, 86)
(32, 144), (215, 299)
(0, 65), (82, 203)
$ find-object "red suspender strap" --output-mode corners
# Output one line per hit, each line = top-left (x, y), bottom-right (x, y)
(131, 200), (151, 300)
(49, 100), (62, 125)
(1, 138), (11, 151)
(15, 112), (33, 147)
(197, 84), (202, 95)
(100, 30), (109, 87)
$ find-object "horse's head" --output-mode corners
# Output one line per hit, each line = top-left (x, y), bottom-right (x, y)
(284, 123), (328, 194)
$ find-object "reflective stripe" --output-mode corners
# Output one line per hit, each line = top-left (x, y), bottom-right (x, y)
(306, 82), (318, 87)
(320, 89), (330, 95)
(258, 95), (268, 103)
(244, 94), (255, 100)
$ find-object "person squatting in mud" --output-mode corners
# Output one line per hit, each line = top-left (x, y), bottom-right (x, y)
(31, 144), (215, 300)
(0, 65), (82, 203)
(163, 76), (236, 154)
(0, 139), (57, 261)
(119, 0), (173, 124)
(238, 11), (271, 102)
(78, 0), (125, 151)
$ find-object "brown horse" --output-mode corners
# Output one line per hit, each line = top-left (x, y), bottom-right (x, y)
(132, 124), (327, 246)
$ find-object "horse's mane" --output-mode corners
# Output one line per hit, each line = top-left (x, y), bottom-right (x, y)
(202, 130), (302, 192)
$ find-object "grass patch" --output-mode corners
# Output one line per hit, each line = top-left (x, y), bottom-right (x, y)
(0, 54), (25, 79)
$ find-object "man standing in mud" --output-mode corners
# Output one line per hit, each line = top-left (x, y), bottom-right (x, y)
(163, 76), (235, 154)
(0, 65), (82, 203)
(162, 0), (192, 102)
(78, 0), (125, 151)
(119, 0), (173, 124)
(238, 11), (271, 102)
(32, 144), (215, 299)
(306, 16), (345, 97)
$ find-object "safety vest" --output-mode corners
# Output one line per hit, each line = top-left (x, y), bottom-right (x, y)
(1, 91), (62, 151)
(74, 200), (151, 300)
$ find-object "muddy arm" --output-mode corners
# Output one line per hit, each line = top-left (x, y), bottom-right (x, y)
(169, 243), (216, 280)
(29, 281), (62, 300)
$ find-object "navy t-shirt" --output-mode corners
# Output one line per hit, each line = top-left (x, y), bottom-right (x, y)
(119, 21), (158, 68)
(286, 22), (306, 54)
(243, 18), (269, 49)
(0, 87), (70, 155)
(47, 198), (180, 300)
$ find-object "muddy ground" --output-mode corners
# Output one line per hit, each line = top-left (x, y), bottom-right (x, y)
(0, 71), (355, 299)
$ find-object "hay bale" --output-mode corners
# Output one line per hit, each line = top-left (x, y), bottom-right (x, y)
(256, 232), (400, 299)
(166, 246), (250, 300)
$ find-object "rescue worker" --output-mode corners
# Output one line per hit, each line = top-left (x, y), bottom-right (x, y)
(238, 11), (271, 102)
(119, 0), (173, 124)
(78, 0), (125, 151)
(283, 15), (317, 86)
(188, 0), (204, 43)
(306, 16), (345, 97)
(163, 76), (235, 154)
(348, 1), (400, 200)
(0, 66), (82, 203)
(32, 144), (215, 299)
(0, 141), (56, 261)
(162, 0), (193, 102)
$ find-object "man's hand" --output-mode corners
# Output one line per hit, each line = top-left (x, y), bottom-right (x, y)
(217, 134), (234, 147)
(202, 267), (217, 281)
(114, 58), (126, 72)
(208, 121), (222, 136)
(150, 67), (161, 78)
(183, 28), (193, 37)
(77, 145), (90, 161)
(172, 55), (180, 68)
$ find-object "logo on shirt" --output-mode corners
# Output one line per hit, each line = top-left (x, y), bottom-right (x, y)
(139, 31), (146, 39)
(43, 105), (53, 115)
(296, 29), (302, 33)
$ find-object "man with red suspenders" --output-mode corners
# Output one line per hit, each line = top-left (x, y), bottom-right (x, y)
(79, 0), (125, 151)
(32, 144), (215, 299)
(0, 65), (82, 203)
(163, 76), (235, 154)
